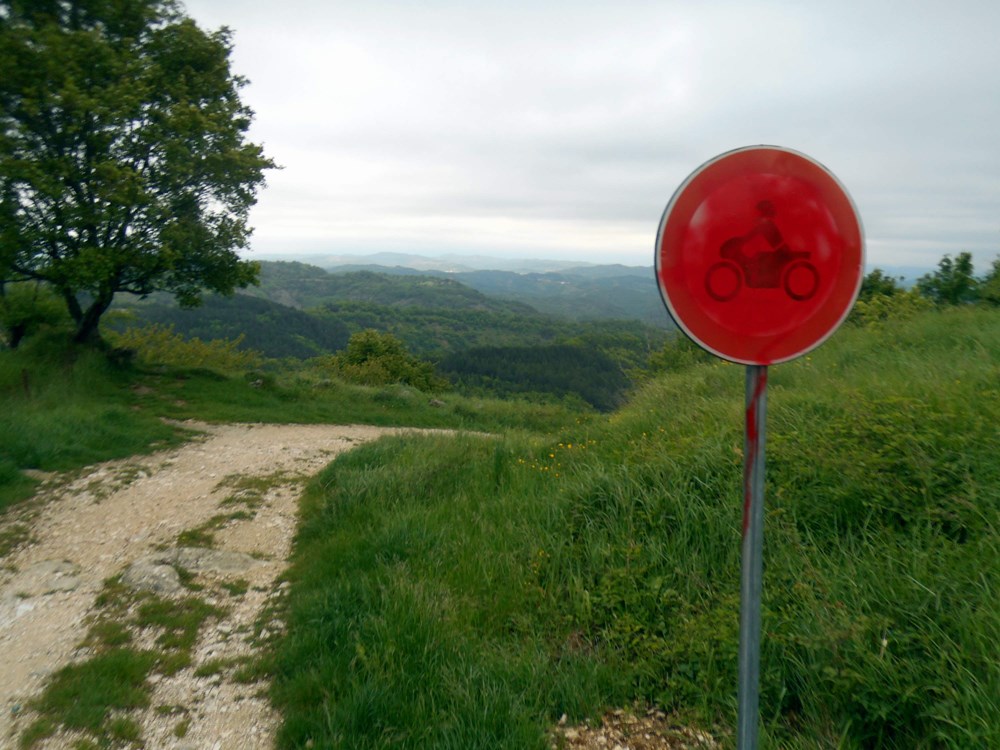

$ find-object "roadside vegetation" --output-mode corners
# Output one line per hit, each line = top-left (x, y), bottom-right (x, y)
(2, 264), (999, 749)
(268, 305), (1000, 749)
(0, 328), (585, 514)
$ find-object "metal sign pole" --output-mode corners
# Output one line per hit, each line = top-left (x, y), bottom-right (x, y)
(737, 364), (768, 750)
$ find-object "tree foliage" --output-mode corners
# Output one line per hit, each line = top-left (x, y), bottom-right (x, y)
(0, 0), (274, 345)
(114, 293), (351, 359)
(108, 322), (261, 371)
(857, 268), (903, 302)
(979, 255), (1000, 306)
(848, 268), (930, 327)
(329, 329), (448, 392)
(916, 252), (978, 305)
(0, 280), (68, 347)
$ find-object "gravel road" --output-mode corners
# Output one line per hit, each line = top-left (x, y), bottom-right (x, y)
(1, 422), (418, 749)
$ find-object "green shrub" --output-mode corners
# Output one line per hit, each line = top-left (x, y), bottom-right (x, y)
(848, 288), (932, 327)
(107, 323), (262, 372)
(326, 329), (448, 392)
(0, 281), (69, 348)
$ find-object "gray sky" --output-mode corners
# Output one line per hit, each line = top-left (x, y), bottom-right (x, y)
(183, 0), (1000, 274)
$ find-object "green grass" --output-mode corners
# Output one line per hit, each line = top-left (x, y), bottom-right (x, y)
(0, 333), (585, 522)
(0, 336), (191, 514)
(6, 310), (998, 747)
(136, 595), (226, 654)
(0, 457), (38, 516)
(269, 307), (1000, 749)
(22, 575), (228, 747)
(270, 432), (622, 749)
(22, 648), (157, 748)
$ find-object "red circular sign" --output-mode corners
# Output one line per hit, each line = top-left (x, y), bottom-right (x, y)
(655, 146), (864, 365)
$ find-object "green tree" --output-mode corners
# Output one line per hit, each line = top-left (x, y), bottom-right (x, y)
(979, 255), (1000, 306)
(857, 268), (903, 302)
(333, 330), (447, 392)
(916, 252), (978, 305)
(0, 0), (274, 345)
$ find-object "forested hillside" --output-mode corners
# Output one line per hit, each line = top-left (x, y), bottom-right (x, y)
(244, 262), (537, 316)
(113, 262), (670, 409)
(115, 294), (351, 359)
(321, 262), (674, 327)
(236, 260), (673, 328)
(438, 343), (631, 411)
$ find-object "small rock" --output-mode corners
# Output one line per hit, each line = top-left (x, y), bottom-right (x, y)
(122, 560), (182, 595)
(170, 547), (261, 575)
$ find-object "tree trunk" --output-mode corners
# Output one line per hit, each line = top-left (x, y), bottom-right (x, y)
(62, 288), (84, 324)
(72, 293), (114, 347)
(8, 323), (27, 349)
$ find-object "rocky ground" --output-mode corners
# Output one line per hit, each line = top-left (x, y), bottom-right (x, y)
(0, 422), (419, 749)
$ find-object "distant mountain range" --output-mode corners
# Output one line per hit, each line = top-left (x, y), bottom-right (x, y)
(116, 258), (672, 408)
(253, 251), (624, 274)
(120, 252), (931, 362)
(251, 254), (673, 328)
(255, 251), (932, 300)
(117, 259), (673, 358)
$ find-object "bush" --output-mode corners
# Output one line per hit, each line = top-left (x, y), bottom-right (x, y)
(848, 288), (932, 327)
(327, 329), (448, 392)
(107, 324), (262, 372)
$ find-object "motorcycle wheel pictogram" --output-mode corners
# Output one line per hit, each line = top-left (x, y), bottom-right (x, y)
(783, 260), (820, 301)
(705, 261), (742, 302)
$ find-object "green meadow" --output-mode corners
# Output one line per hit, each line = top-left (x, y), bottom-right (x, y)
(2, 308), (998, 748)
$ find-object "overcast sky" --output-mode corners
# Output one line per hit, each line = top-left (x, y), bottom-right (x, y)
(182, 0), (1000, 274)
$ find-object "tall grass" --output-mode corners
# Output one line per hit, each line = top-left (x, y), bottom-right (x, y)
(0, 333), (584, 515)
(270, 432), (628, 749)
(0, 336), (187, 512)
(271, 308), (999, 748)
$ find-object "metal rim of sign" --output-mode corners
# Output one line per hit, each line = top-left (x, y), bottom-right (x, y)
(655, 145), (865, 366)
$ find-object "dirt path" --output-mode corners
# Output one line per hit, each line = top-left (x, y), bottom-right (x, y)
(0, 422), (426, 749)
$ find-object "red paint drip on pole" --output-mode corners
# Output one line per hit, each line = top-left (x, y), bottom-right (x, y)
(742, 367), (768, 537)
(738, 364), (768, 749)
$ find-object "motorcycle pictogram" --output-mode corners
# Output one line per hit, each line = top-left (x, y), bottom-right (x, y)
(704, 201), (820, 302)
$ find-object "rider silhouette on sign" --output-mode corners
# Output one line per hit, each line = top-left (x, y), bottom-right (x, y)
(705, 200), (819, 302)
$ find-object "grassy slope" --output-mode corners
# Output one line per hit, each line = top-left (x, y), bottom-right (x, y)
(3, 310), (997, 748)
(270, 308), (999, 749)
(0, 334), (584, 513)
(0, 339), (187, 514)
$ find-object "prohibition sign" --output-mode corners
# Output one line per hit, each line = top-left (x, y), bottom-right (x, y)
(655, 146), (864, 365)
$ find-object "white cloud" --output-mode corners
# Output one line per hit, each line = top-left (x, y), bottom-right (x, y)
(185, 0), (1000, 272)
